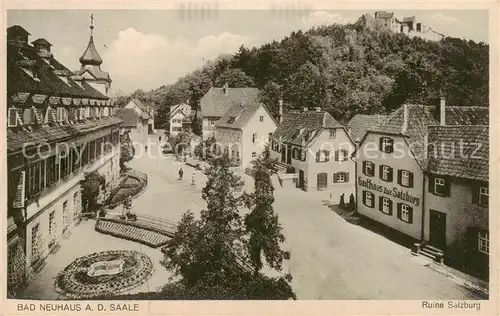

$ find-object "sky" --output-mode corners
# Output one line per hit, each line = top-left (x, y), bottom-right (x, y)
(8, 9), (489, 95)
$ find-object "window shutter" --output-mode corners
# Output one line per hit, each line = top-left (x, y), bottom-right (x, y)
(335, 150), (339, 161)
(408, 207), (413, 223)
(8, 108), (18, 127)
(345, 172), (349, 183)
(428, 175), (435, 193)
(378, 196), (383, 211)
(467, 227), (479, 252)
(370, 193), (375, 208)
(379, 165), (384, 180)
(325, 151), (330, 162)
(333, 173), (337, 183)
(362, 191), (366, 205)
(408, 172), (414, 188)
(316, 151), (320, 162)
(396, 203), (402, 219)
(362, 161), (367, 175)
(370, 163), (375, 177)
(388, 199), (393, 215)
(397, 170), (402, 185)
(472, 183), (479, 204)
(379, 137), (384, 152)
(443, 177), (451, 197)
(388, 167), (393, 182)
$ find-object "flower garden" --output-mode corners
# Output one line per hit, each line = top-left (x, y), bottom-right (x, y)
(54, 250), (153, 299)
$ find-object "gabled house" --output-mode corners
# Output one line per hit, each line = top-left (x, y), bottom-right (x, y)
(115, 108), (148, 143)
(215, 102), (277, 168)
(122, 99), (155, 134)
(169, 102), (192, 136)
(423, 125), (489, 280)
(270, 107), (356, 196)
(200, 83), (259, 139)
(355, 99), (489, 248)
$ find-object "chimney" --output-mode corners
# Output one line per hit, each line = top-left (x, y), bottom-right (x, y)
(314, 107), (321, 112)
(278, 99), (283, 123)
(223, 82), (229, 96)
(440, 94), (446, 126)
(303, 107), (308, 112)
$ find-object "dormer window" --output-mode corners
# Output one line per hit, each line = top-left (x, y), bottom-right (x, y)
(227, 117), (236, 124)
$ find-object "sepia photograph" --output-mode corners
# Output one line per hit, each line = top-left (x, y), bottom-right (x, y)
(3, 2), (494, 311)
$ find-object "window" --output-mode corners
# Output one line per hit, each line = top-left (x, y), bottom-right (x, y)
(62, 201), (69, 232)
(380, 197), (393, 215)
(260, 116), (264, 122)
(479, 187), (489, 206)
(329, 129), (336, 139)
(300, 149), (306, 161)
(59, 152), (71, 178)
(434, 178), (446, 196)
(316, 150), (330, 163)
(333, 172), (349, 183)
(46, 156), (57, 185)
(72, 146), (80, 171)
(252, 133), (257, 144)
(363, 161), (375, 177)
(398, 170), (413, 188)
(478, 230), (489, 254)
(74, 192), (80, 218)
(380, 165), (393, 182)
(268, 133), (272, 142)
(31, 224), (41, 263)
(8, 108), (19, 127)
(397, 203), (413, 223)
(336, 149), (348, 162)
(209, 118), (216, 126)
(380, 137), (394, 153)
(252, 152), (256, 158)
(363, 191), (374, 208)
(49, 211), (56, 243)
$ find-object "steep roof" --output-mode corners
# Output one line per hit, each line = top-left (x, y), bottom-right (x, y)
(7, 38), (108, 100)
(272, 110), (344, 147)
(170, 103), (191, 118)
(365, 104), (489, 168)
(427, 125), (489, 182)
(215, 103), (273, 130)
(375, 11), (394, 19)
(116, 108), (141, 128)
(73, 65), (111, 82)
(348, 114), (387, 143)
(200, 87), (260, 117)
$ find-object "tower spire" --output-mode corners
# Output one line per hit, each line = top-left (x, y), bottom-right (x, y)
(79, 13), (103, 66)
(90, 13), (94, 35)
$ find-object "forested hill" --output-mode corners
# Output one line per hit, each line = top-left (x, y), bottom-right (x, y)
(122, 23), (488, 127)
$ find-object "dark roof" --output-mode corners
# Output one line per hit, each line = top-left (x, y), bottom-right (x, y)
(79, 35), (103, 66)
(427, 125), (488, 182)
(348, 114), (387, 143)
(170, 103), (191, 118)
(32, 38), (52, 46)
(365, 104), (489, 168)
(403, 16), (416, 23)
(7, 37), (108, 100)
(200, 87), (260, 117)
(272, 110), (344, 146)
(73, 65), (111, 82)
(7, 25), (30, 37)
(7, 117), (122, 153)
(116, 108), (141, 128)
(216, 103), (273, 130)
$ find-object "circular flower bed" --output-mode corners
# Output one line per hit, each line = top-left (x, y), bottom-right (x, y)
(54, 250), (153, 299)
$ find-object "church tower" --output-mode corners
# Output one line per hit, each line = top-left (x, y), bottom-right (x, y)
(74, 14), (112, 96)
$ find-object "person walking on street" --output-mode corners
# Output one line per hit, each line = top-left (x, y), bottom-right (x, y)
(178, 168), (184, 180)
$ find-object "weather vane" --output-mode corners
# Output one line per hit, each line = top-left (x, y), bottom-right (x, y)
(90, 13), (94, 35)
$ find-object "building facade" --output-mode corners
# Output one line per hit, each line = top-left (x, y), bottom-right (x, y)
(122, 99), (155, 133)
(6, 22), (122, 297)
(354, 101), (489, 278)
(271, 107), (356, 197)
(200, 84), (260, 139)
(215, 103), (277, 168)
(423, 125), (489, 280)
(169, 102), (192, 136)
(115, 108), (149, 144)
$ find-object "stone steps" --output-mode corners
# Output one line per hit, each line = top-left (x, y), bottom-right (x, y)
(95, 220), (170, 248)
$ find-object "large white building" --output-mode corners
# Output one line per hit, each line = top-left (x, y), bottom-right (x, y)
(6, 20), (122, 297)
(169, 102), (192, 136)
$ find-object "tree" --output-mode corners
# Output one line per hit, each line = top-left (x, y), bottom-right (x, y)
(168, 132), (192, 158)
(81, 171), (106, 213)
(214, 68), (255, 88)
(194, 135), (217, 160)
(119, 131), (135, 170)
(243, 147), (290, 275)
(161, 153), (246, 286)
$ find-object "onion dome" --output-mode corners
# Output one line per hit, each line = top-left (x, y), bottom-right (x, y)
(79, 14), (103, 66)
